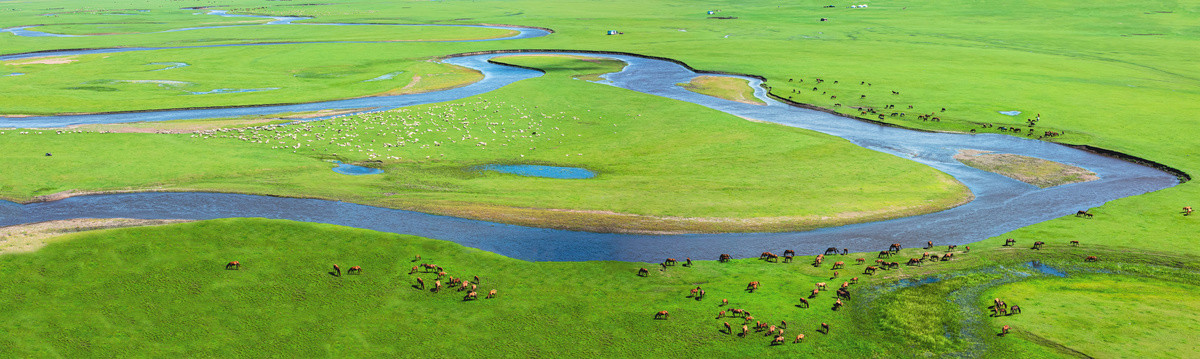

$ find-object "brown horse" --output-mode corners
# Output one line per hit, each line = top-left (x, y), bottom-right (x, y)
(851, 277), (859, 284)
(1085, 255), (1099, 262)
(463, 291), (477, 301)
(794, 334), (805, 343)
(436, 271), (446, 279)
(433, 280), (441, 292)
(1185, 206), (1193, 216)
(408, 266), (418, 274)
(742, 325), (749, 337)
(719, 254), (732, 262)
(474, 275), (480, 284)
(486, 289), (497, 299)
(716, 310), (726, 319)
(772, 335), (785, 345)
(654, 311), (669, 320)
(832, 261), (845, 269)
(856, 258), (866, 264)
(637, 267), (649, 276)
(348, 266), (362, 275)
(332, 264), (341, 276)
(784, 249), (796, 257)
(889, 243), (902, 252)
(1010, 305), (1021, 314)
(833, 298), (844, 310)
(878, 250), (892, 258)
(225, 261), (240, 270)
(816, 282), (827, 290)
(1000, 325), (1010, 336)
(665, 258), (678, 266)
(1004, 238), (1016, 246)
(1070, 240), (1080, 246)
(724, 322), (732, 334)
(721, 298), (729, 306)
(821, 322), (830, 334)
(797, 297), (809, 308)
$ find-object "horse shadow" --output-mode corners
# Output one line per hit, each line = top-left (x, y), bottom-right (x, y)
(817, 328), (828, 335)
(327, 271), (340, 277)
(411, 284), (423, 290)
(794, 304), (809, 309)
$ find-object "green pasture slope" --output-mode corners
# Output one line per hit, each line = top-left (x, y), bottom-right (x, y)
(1, 219), (1197, 357)
(0, 56), (968, 233)
(1, 0), (1200, 356)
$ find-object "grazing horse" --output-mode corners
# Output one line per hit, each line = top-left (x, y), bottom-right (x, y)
(851, 277), (859, 284)
(836, 288), (851, 299)
(433, 280), (442, 292)
(685, 258), (692, 267)
(463, 291), (477, 301)
(772, 335), (785, 345)
(821, 323), (830, 334)
(437, 271), (446, 279)
(348, 266), (362, 275)
(783, 255), (793, 263)
(797, 297), (810, 308)
(1004, 238), (1016, 246)
(824, 247), (839, 255)
(765, 253), (779, 263)
(722, 298), (729, 306)
(907, 258), (923, 266)
(332, 264), (342, 277)
(408, 266), (418, 274)
(664, 258), (678, 266)
(654, 311), (669, 320)
(948, 245), (957, 251)
(724, 322), (733, 334)
(833, 298), (844, 310)
(690, 287), (700, 297)
(889, 243), (902, 252)
(816, 282), (827, 290)
(856, 258), (866, 264)
(813, 255), (824, 266)
(841, 282), (850, 289)
(719, 254), (732, 262)
(637, 267), (649, 277)
(1032, 241), (1044, 250)
(864, 266), (878, 275)
(1085, 255), (1099, 262)
(1001, 325), (1010, 336)
(474, 275), (480, 284)
(730, 308), (745, 317)
(832, 261), (845, 269)
(717, 310), (726, 319)
(925, 241), (933, 249)
(742, 325), (749, 337)
(225, 261), (240, 270)
(941, 253), (953, 261)
(878, 251), (892, 258)
(842, 248), (849, 255)
(459, 281), (471, 291)
(1185, 206), (1193, 216)
(810, 289), (820, 298)
(485, 289), (497, 299)
(760, 252), (772, 260)
(1070, 240), (1080, 246)
(794, 334), (805, 343)
(416, 277), (426, 289)
(1076, 210), (1093, 218)
(784, 249), (795, 257)
(1010, 305), (1021, 314)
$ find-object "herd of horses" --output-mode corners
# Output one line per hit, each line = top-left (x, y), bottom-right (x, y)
(643, 231), (1127, 344)
(222, 255), (498, 301)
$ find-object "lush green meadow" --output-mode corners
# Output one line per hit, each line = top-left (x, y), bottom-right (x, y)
(1, 56), (968, 232)
(0, 219), (1195, 357)
(1, 0), (1199, 356)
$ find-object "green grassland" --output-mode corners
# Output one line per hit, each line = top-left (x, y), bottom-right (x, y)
(1, 0), (1199, 355)
(0, 56), (969, 233)
(0, 218), (1195, 357)
(679, 75), (766, 105)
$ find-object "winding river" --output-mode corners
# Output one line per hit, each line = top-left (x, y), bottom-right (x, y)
(0, 10), (1180, 262)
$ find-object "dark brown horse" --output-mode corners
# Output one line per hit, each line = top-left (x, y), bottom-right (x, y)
(655, 311), (669, 320)
(225, 261), (240, 270)
(348, 266), (362, 275)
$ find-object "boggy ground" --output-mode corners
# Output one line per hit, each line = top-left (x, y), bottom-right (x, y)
(0, 218), (1195, 357)
(0, 56), (969, 233)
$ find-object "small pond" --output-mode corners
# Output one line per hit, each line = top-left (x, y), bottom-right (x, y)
(1026, 260), (1067, 277)
(331, 160), (383, 175)
(476, 164), (596, 179)
(998, 110), (1021, 116)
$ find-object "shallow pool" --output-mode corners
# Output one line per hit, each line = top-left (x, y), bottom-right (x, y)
(331, 161), (383, 175)
(476, 164), (596, 179)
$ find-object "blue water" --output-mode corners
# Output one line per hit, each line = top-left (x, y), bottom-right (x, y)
(998, 111), (1021, 116)
(365, 71), (403, 82)
(1027, 261), (1067, 277)
(331, 161), (384, 175)
(149, 62), (189, 71)
(2, 73), (23, 77)
(477, 164), (596, 179)
(188, 88), (279, 95)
